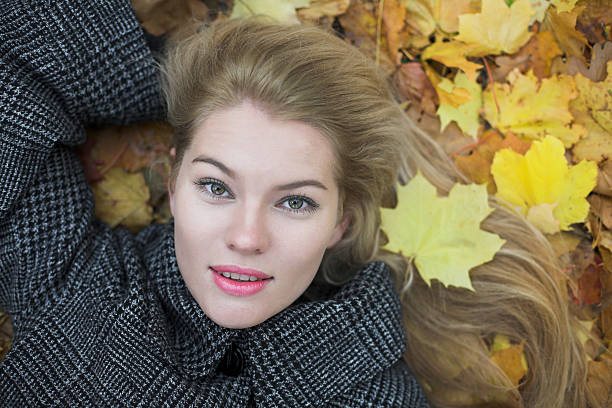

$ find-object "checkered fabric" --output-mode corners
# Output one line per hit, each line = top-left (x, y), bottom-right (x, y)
(0, 0), (430, 406)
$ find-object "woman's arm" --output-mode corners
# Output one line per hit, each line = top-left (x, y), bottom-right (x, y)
(0, 0), (163, 318)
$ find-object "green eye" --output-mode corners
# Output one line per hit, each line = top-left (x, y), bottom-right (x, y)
(210, 183), (226, 196)
(288, 198), (304, 209)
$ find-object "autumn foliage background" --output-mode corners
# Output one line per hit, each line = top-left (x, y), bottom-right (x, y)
(1, 0), (612, 404)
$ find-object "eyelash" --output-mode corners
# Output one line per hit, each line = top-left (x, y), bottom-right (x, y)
(194, 177), (320, 215)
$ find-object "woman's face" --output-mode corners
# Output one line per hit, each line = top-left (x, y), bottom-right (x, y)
(169, 101), (349, 329)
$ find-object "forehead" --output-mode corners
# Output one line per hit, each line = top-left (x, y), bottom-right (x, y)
(187, 102), (338, 182)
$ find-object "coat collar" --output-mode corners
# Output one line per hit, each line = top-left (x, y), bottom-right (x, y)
(143, 222), (406, 406)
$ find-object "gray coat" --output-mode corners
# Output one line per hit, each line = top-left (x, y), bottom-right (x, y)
(0, 0), (430, 406)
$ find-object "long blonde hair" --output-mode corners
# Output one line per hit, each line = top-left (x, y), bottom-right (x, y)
(161, 18), (593, 407)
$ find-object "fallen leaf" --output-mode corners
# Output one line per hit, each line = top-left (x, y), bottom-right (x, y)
(421, 40), (483, 82)
(513, 30), (563, 79)
(575, 0), (612, 44)
(456, 0), (535, 57)
(231, 0), (310, 23)
(393, 62), (438, 115)
(491, 135), (597, 233)
(437, 72), (482, 138)
(589, 194), (612, 230)
(587, 352), (612, 406)
(381, 171), (506, 290)
(382, 0), (406, 63)
(483, 69), (587, 147)
(568, 262), (603, 306)
(93, 167), (153, 232)
(573, 61), (612, 135)
(594, 161), (612, 197)
(491, 55), (531, 82)
(552, 0), (578, 12)
(296, 0), (349, 23)
(132, 0), (209, 36)
(87, 122), (173, 174)
(490, 334), (528, 387)
(566, 42), (612, 82)
(541, 6), (589, 63)
(338, 1), (395, 74)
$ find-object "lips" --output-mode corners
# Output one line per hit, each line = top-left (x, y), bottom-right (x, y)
(210, 266), (272, 297)
(211, 265), (272, 280)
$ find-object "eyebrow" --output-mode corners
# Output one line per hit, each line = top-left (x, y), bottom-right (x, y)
(192, 155), (328, 191)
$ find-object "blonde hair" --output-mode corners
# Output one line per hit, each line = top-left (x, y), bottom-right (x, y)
(161, 18), (594, 407)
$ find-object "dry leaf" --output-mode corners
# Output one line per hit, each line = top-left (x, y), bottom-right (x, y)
(587, 352), (612, 405)
(589, 194), (612, 230)
(594, 161), (612, 197)
(381, 171), (506, 291)
(483, 69), (587, 147)
(490, 334), (528, 387)
(132, 0), (209, 36)
(513, 30), (563, 79)
(296, 0), (349, 22)
(421, 40), (483, 82)
(436, 72), (482, 138)
(393, 62), (438, 115)
(542, 6), (589, 63)
(491, 135), (597, 233)
(456, 0), (535, 57)
(93, 167), (153, 232)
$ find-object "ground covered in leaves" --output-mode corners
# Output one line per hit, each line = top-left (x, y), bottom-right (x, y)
(1, 0), (612, 405)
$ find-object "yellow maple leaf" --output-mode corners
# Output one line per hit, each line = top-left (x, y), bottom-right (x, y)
(381, 172), (505, 291)
(456, 0), (535, 56)
(491, 135), (597, 234)
(93, 167), (153, 232)
(483, 69), (587, 147)
(437, 71), (482, 139)
(421, 40), (483, 82)
(574, 61), (612, 135)
(231, 0), (310, 23)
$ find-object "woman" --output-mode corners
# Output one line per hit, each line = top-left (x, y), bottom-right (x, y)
(0, 0), (426, 406)
(0, 1), (592, 407)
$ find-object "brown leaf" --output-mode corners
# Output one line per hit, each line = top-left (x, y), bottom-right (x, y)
(132, 0), (209, 36)
(93, 167), (153, 232)
(587, 352), (612, 405)
(566, 42), (612, 82)
(492, 55), (531, 82)
(338, 1), (395, 74)
(513, 31), (563, 79)
(576, 0), (612, 44)
(542, 6), (590, 63)
(393, 62), (438, 115)
(594, 161), (612, 197)
(87, 122), (173, 174)
(589, 194), (612, 230)
(296, 0), (350, 23)
(382, 0), (406, 64)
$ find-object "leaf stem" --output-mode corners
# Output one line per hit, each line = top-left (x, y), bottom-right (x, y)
(482, 56), (501, 115)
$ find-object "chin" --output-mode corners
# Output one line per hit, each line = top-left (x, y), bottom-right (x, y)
(205, 307), (268, 329)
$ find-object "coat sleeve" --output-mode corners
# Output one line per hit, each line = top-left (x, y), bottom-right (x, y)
(326, 360), (431, 408)
(0, 0), (164, 317)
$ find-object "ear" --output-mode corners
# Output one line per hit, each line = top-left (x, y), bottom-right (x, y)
(168, 179), (175, 216)
(327, 215), (351, 249)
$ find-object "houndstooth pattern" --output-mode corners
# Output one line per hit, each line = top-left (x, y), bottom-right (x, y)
(0, 0), (430, 406)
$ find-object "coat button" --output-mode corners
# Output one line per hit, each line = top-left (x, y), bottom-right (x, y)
(218, 343), (244, 377)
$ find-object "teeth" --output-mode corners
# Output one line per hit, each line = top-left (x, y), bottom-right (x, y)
(217, 270), (262, 282)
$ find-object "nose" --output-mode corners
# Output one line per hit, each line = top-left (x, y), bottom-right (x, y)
(225, 203), (270, 255)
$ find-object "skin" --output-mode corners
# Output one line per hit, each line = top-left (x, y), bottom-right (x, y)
(169, 101), (349, 329)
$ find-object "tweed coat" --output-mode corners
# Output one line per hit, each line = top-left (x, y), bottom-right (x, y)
(0, 0), (430, 406)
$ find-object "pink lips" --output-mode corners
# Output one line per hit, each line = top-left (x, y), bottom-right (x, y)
(211, 265), (272, 297)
